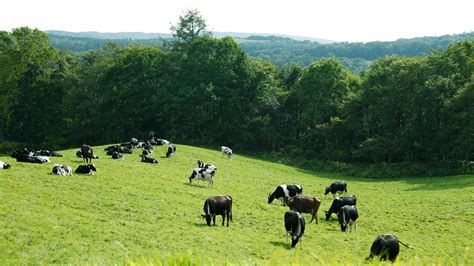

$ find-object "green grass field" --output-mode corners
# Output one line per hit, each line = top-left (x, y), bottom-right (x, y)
(0, 144), (473, 265)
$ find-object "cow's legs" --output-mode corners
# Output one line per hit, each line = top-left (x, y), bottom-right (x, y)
(221, 214), (225, 226)
(213, 214), (216, 225)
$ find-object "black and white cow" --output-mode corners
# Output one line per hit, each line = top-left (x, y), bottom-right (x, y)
(366, 235), (413, 262)
(284, 211), (305, 248)
(201, 195), (233, 227)
(166, 144), (176, 158)
(112, 151), (123, 159)
(197, 160), (217, 171)
(130, 138), (139, 147)
(105, 145), (123, 155)
(75, 164), (97, 174)
(141, 154), (158, 164)
(156, 139), (170, 146)
(0, 161), (11, 169)
(52, 164), (73, 176)
(268, 184), (303, 205)
(325, 195), (357, 220)
(81, 144), (94, 163)
(76, 150), (99, 159)
(324, 181), (347, 198)
(189, 167), (216, 187)
(338, 205), (358, 232)
(11, 152), (49, 164)
(143, 141), (154, 151)
(34, 150), (63, 157)
(221, 146), (232, 159)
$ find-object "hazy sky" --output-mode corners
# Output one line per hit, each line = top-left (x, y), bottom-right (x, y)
(2, 0), (473, 42)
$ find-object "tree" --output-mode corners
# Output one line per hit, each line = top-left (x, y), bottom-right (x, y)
(170, 9), (210, 42)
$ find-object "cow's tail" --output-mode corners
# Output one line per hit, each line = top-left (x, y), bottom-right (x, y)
(398, 239), (414, 249)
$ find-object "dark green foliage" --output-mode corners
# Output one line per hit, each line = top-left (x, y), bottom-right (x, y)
(1, 26), (473, 168)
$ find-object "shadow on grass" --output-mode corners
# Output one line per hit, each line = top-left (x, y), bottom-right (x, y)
(269, 241), (291, 250)
(186, 182), (211, 189)
(402, 175), (474, 191)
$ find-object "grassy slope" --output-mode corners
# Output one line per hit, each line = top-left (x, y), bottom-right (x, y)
(0, 144), (473, 264)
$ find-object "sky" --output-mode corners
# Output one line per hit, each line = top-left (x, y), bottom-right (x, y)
(1, 0), (473, 42)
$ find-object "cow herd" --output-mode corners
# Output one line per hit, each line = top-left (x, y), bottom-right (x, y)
(0, 140), (413, 262)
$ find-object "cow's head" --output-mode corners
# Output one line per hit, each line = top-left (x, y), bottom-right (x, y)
(189, 170), (197, 183)
(201, 214), (212, 226)
(325, 211), (331, 221)
(267, 193), (274, 204)
(291, 235), (300, 248)
(324, 187), (330, 195)
(88, 164), (97, 172)
(3, 163), (11, 169)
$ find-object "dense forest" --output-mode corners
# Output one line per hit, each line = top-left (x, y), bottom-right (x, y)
(1, 12), (473, 165)
(47, 30), (474, 73)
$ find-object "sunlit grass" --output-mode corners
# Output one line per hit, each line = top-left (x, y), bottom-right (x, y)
(0, 144), (473, 264)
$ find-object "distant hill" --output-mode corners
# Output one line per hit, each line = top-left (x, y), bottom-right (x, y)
(45, 30), (334, 43)
(46, 30), (474, 73)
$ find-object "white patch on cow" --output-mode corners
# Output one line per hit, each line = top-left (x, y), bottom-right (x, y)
(0, 161), (8, 169)
(281, 184), (290, 198)
(36, 156), (50, 163)
(296, 185), (302, 191)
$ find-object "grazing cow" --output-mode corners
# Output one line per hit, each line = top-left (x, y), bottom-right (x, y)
(325, 195), (357, 220)
(141, 154), (158, 164)
(268, 184), (303, 205)
(366, 235), (413, 262)
(80, 145), (94, 163)
(221, 146), (232, 159)
(76, 150), (83, 158)
(286, 195), (321, 224)
(325, 181), (347, 198)
(75, 164), (97, 174)
(0, 161), (11, 169)
(11, 152), (48, 164)
(284, 211), (305, 248)
(52, 164), (73, 176)
(189, 167), (216, 187)
(112, 151), (123, 159)
(338, 205), (358, 232)
(166, 144), (176, 158)
(201, 195), (233, 227)
(197, 160), (217, 171)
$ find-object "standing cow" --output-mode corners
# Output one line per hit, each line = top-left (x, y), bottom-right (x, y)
(189, 167), (216, 187)
(268, 184), (303, 205)
(166, 144), (176, 158)
(284, 211), (305, 248)
(366, 235), (413, 262)
(337, 205), (358, 232)
(286, 195), (321, 224)
(81, 144), (94, 163)
(221, 146), (233, 159)
(325, 195), (357, 220)
(201, 195), (233, 227)
(324, 181), (347, 198)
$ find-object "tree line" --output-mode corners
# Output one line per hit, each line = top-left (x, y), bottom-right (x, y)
(1, 23), (473, 163)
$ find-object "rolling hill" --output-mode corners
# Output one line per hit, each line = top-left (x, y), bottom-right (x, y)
(0, 144), (472, 264)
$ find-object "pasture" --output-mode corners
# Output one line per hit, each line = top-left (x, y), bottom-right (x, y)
(0, 144), (473, 264)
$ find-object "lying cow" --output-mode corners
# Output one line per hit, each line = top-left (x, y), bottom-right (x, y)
(189, 167), (216, 187)
(268, 184), (303, 205)
(141, 154), (158, 164)
(325, 181), (347, 198)
(0, 161), (11, 169)
(11, 152), (49, 164)
(286, 195), (321, 224)
(156, 139), (170, 146)
(34, 150), (63, 157)
(52, 164), (73, 176)
(81, 144), (94, 163)
(284, 211), (305, 248)
(75, 164), (97, 174)
(338, 205), (358, 232)
(325, 195), (357, 220)
(112, 151), (123, 159)
(197, 160), (217, 171)
(201, 195), (233, 227)
(122, 147), (133, 154)
(105, 145), (123, 155)
(366, 234), (413, 262)
(166, 144), (176, 158)
(221, 146), (233, 159)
